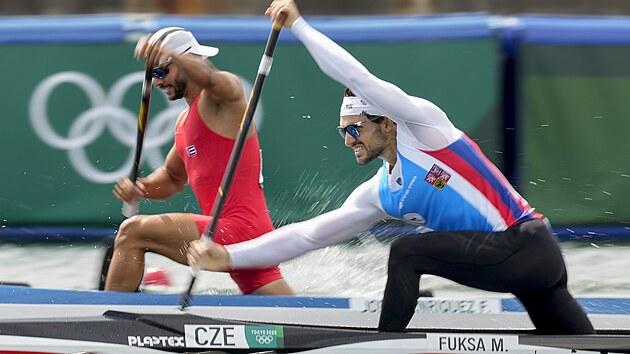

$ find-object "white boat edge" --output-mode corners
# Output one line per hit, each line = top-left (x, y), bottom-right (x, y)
(0, 285), (629, 331)
(0, 332), (626, 354)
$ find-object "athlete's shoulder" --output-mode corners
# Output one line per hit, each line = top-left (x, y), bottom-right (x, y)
(175, 108), (190, 130)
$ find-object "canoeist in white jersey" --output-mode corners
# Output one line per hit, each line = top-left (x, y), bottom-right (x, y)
(188, 0), (595, 335)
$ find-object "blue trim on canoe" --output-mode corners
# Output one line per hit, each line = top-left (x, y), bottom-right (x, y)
(2, 285), (629, 315)
(502, 297), (630, 315)
(0, 285), (350, 308)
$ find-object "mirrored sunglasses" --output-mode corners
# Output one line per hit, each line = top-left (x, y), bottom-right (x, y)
(151, 61), (173, 80)
(337, 120), (370, 139)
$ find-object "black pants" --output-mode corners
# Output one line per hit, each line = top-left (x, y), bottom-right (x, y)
(378, 219), (595, 334)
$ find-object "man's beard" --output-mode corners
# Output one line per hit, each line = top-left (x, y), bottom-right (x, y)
(357, 143), (386, 165)
(356, 129), (387, 165)
(167, 78), (187, 101)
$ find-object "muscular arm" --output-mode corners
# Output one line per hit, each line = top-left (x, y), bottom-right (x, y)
(291, 18), (460, 149)
(170, 53), (249, 139)
(138, 145), (188, 200)
(171, 54), (244, 103)
(227, 174), (388, 269)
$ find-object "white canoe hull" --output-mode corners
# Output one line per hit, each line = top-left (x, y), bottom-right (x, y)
(0, 285), (628, 353)
(0, 285), (628, 331)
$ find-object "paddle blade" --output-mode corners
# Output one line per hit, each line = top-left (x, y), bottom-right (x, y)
(178, 275), (197, 310)
(122, 199), (138, 218)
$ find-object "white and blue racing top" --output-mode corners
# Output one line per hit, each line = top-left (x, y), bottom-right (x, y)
(227, 17), (540, 269)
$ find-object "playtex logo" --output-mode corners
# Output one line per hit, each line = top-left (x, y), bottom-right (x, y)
(128, 335), (185, 347)
(184, 325), (284, 349)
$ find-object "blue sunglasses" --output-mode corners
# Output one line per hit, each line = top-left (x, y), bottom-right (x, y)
(337, 120), (370, 139)
(151, 61), (173, 80)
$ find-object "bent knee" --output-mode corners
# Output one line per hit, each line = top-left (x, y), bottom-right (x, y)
(389, 236), (419, 260)
(388, 237), (415, 269)
(116, 215), (151, 248)
(118, 215), (145, 236)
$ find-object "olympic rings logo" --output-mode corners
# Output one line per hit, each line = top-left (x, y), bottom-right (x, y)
(28, 71), (260, 183)
(255, 335), (274, 344)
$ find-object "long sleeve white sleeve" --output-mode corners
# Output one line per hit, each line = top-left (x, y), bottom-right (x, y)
(227, 174), (387, 269)
(291, 17), (461, 149)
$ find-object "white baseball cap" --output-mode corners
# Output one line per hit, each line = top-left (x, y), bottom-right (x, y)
(148, 27), (219, 57)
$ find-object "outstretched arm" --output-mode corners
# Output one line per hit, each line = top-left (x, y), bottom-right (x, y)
(266, 0), (416, 119)
(266, 0), (459, 149)
(292, 19), (461, 149)
(188, 174), (388, 270)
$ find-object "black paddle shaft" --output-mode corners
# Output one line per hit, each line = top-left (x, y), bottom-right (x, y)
(122, 27), (182, 218)
(179, 18), (285, 310)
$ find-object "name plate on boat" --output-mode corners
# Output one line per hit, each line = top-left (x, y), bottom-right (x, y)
(427, 333), (519, 352)
(184, 324), (283, 349)
(354, 297), (502, 314)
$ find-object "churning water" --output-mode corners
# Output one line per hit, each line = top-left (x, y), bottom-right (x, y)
(1, 237), (628, 298)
